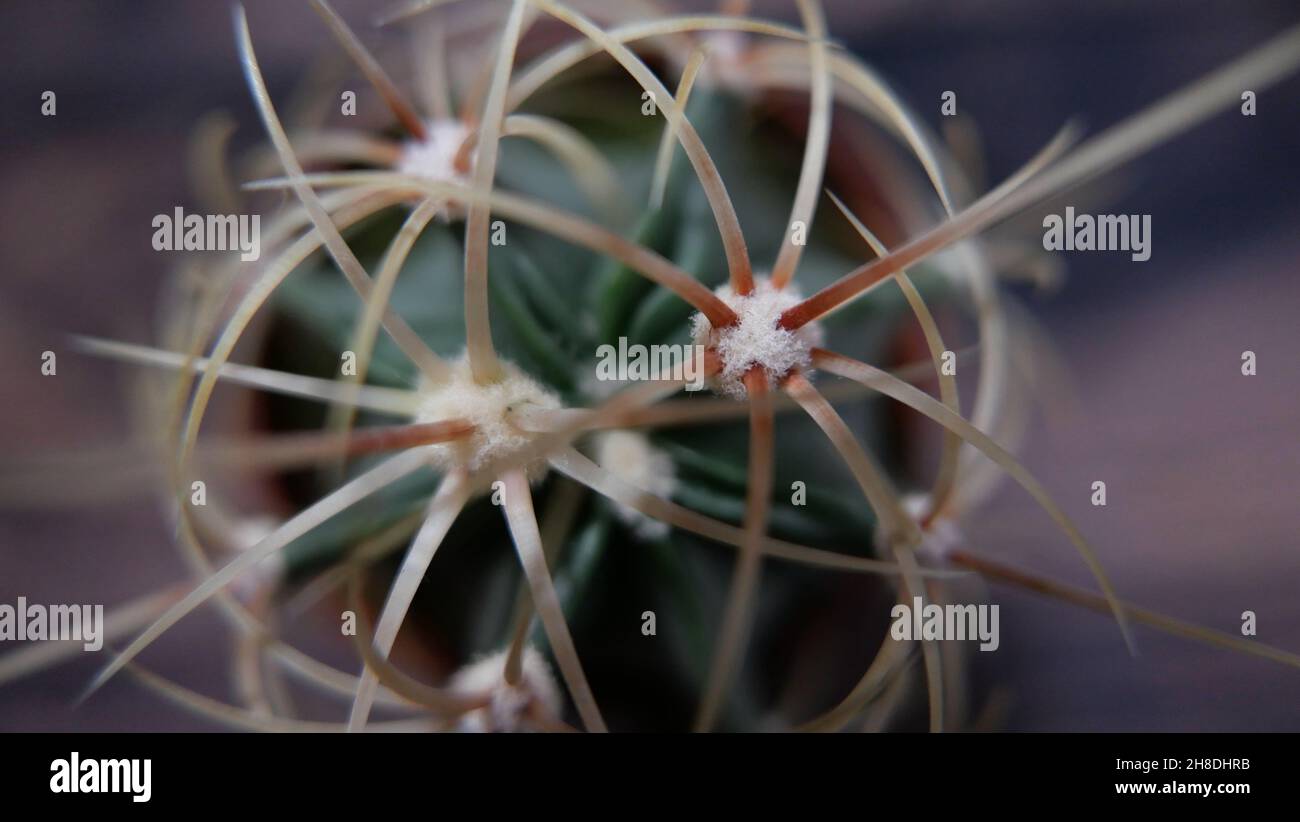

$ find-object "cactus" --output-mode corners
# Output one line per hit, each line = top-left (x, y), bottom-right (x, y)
(8, 1), (1300, 732)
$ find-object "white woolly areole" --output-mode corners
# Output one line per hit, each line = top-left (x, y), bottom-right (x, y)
(414, 354), (560, 474)
(593, 430), (676, 540)
(691, 276), (824, 399)
(694, 31), (757, 96)
(902, 493), (963, 562)
(448, 648), (561, 733)
(228, 514), (285, 603)
(397, 119), (473, 182)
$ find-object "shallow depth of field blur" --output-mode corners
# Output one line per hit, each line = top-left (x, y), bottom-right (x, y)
(1, 0), (1297, 731)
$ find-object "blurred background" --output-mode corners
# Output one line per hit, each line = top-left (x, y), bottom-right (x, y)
(1, 0), (1297, 730)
